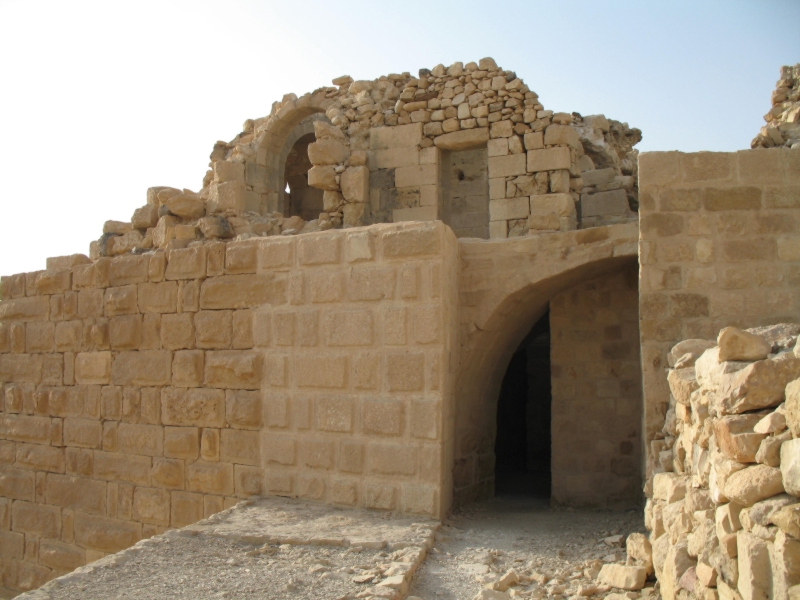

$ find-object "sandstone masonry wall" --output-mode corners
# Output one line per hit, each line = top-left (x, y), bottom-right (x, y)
(638, 148), (800, 471)
(550, 266), (642, 507)
(0, 221), (457, 593)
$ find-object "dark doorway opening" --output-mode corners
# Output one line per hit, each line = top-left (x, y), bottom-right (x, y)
(494, 311), (551, 498)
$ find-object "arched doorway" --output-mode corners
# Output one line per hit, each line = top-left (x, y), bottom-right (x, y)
(452, 224), (643, 510)
(283, 131), (324, 220)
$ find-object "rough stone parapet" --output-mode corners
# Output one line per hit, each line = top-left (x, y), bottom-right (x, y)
(752, 64), (800, 149)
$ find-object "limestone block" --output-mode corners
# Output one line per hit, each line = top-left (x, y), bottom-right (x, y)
(724, 464), (786, 507)
(220, 429), (260, 466)
(165, 246), (207, 281)
(204, 350), (262, 390)
(73, 511), (141, 553)
(0, 296), (50, 322)
(195, 310), (232, 349)
(138, 282), (178, 313)
(736, 531), (771, 600)
(718, 327), (772, 362)
(488, 154), (526, 178)
(109, 314), (142, 350)
(12, 500), (61, 538)
(209, 180), (246, 212)
(200, 274), (286, 309)
(597, 564), (648, 590)
(771, 530), (800, 600)
(105, 284), (138, 317)
(489, 197), (529, 221)
(307, 139), (349, 166)
(392, 206), (437, 222)
(529, 193), (576, 231)
(770, 504), (800, 538)
(117, 423), (163, 457)
(164, 426), (199, 460)
(341, 166), (369, 203)
(395, 164), (436, 187)
(213, 160), (244, 183)
(715, 414), (768, 463)
(369, 123), (423, 150)
(0, 468), (35, 501)
(654, 473), (687, 503)
(786, 379), (800, 438)
(111, 351), (171, 386)
(381, 223), (440, 258)
(161, 388), (225, 427)
(582, 168), (616, 186)
(582, 189), (630, 218)
(782, 439), (800, 497)
(527, 147), (571, 173)
(198, 216), (234, 239)
(75, 351), (112, 385)
(172, 349), (204, 387)
(226, 390), (261, 430)
(662, 541), (697, 600)
(544, 124), (581, 149)
(667, 368), (700, 405)
(433, 127), (489, 150)
(307, 165), (338, 190)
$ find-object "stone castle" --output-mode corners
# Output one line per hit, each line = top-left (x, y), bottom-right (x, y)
(0, 58), (798, 598)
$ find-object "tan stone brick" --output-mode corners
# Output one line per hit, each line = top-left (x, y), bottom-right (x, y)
(395, 164), (437, 187)
(0, 354), (43, 383)
(54, 321), (81, 353)
(204, 494), (224, 518)
(527, 147), (571, 172)
(116, 423), (163, 457)
(104, 285), (138, 317)
(45, 474), (105, 514)
(382, 223), (440, 258)
(108, 314), (142, 351)
(172, 350), (204, 387)
(15, 443), (64, 473)
(703, 186), (762, 211)
(164, 426), (199, 460)
(265, 393), (289, 428)
(204, 350), (261, 389)
(225, 390), (261, 429)
(151, 457), (184, 489)
(234, 465), (262, 497)
(74, 511), (141, 553)
(186, 461), (233, 495)
(161, 388), (225, 427)
(348, 266), (395, 301)
(63, 418), (102, 449)
(0, 296), (50, 322)
(0, 529), (24, 560)
(194, 310), (232, 349)
(160, 312), (195, 350)
(410, 399), (440, 440)
(93, 450), (151, 486)
(298, 233), (343, 265)
(38, 539), (84, 572)
(149, 252), (166, 282)
(132, 486), (170, 526)
(300, 439), (335, 470)
(178, 279), (200, 312)
(307, 270), (344, 304)
(723, 238), (776, 261)
(364, 483), (396, 510)
(402, 484), (437, 515)
(257, 237), (294, 271)
(141, 313), (161, 350)
(220, 429), (260, 466)
(137, 282), (178, 313)
(25, 322), (54, 353)
(272, 311), (294, 346)
(264, 353), (288, 387)
(77, 289), (104, 319)
(325, 309), (374, 346)
(35, 269), (72, 295)
(170, 491), (203, 527)
(165, 247), (207, 280)
(369, 444), (417, 475)
(199, 274), (287, 310)
(73, 352), (112, 387)
(314, 396), (352, 433)
(200, 427), (219, 461)
(112, 350), (171, 386)
(232, 310), (252, 349)
(12, 500), (60, 538)
(224, 242), (257, 274)
(0, 467), (35, 501)
(386, 353), (424, 391)
(295, 354), (347, 388)
(488, 154), (526, 178)
(362, 398), (404, 436)
(296, 311), (318, 346)
(345, 231), (375, 263)
(263, 435), (295, 465)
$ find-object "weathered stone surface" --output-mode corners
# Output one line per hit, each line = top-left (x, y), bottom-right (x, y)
(770, 503), (800, 538)
(167, 193), (206, 220)
(718, 327), (772, 362)
(433, 128), (489, 150)
(782, 439), (800, 497)
(737, 530), (771, 600)
(724, 465), (785, 507)
(668, 368), (700, 405)
(787, 378), (800, 437)
(714, 414), (768, 463)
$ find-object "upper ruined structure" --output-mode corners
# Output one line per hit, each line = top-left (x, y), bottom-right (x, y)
(93, 57), (641, 260)
(751, 63), (800, 149)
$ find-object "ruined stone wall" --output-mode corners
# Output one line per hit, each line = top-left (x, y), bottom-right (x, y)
(751, 63), (800, 150)
(0, 221), (458, 593)
(550, 265), (642, 508)
(638, 148), (800, 472)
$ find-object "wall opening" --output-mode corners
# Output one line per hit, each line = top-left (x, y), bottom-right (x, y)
(440, 147), (489, 239)
(494, 311), (551, 498)
(283, 132), (324, 221)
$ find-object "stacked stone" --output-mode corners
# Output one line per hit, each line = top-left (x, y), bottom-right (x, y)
(212, 57), (641, 238)
(643, 324), (800, 600)
(752, 64), (800, 150)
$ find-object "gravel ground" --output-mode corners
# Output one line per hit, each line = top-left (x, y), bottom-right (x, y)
(408, 494), (650, 600)
(40, 533), (387, 600)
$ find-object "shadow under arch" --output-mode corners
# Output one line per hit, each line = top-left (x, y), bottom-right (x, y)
(452, 224), (640, 507)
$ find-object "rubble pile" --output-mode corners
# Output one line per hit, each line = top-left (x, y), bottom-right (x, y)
(751, 64), (800, 149)
(644, 324), (800, 600)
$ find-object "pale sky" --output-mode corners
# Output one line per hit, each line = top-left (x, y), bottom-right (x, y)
(0, 0), (797, 277)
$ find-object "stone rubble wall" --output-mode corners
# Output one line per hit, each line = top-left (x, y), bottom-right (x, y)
(0, 221), (458, 594)
(752, 64), (800, 150)
(85, 58), (641, 269)
(642, 324), (800, 600)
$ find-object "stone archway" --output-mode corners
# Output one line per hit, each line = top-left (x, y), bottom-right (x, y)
(452, 222), (642, 509)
